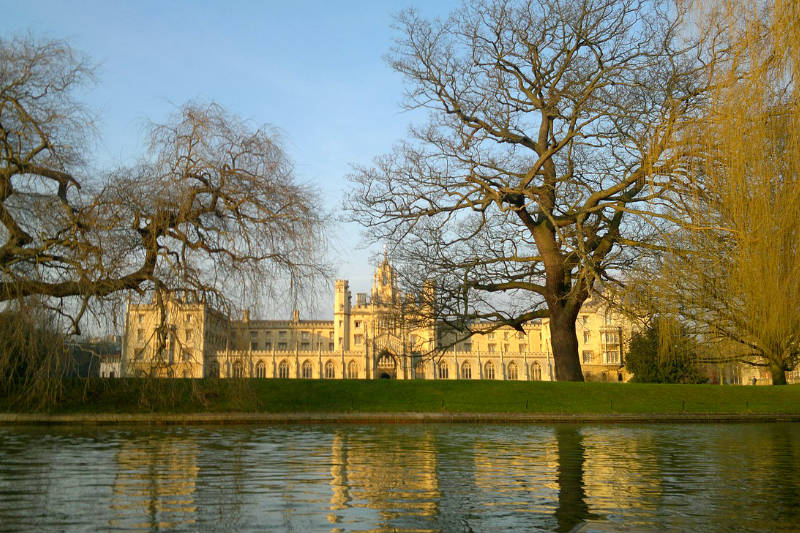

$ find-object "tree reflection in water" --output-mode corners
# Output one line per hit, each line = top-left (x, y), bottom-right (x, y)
(555, 426), (595, 533)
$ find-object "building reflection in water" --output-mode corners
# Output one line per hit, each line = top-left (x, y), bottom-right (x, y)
(110, 434), (199, 531)
(3, 424), (798, 532)
(329, 427), (441, 532)
(326, 425), (602, 533)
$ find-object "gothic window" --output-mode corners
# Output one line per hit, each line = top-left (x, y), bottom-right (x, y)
(583, 350), (593, 363)
(518, 344), (526, 353)
(437, 362), (449, 379)
(255, 361), (266, 378)
(301, 342), (310, 350)
(415, 361), (426, 379)
(461, 361), (472, 379)
(324, 360), (335, 379)
(507, 362), (518, 380)
(488, 344), (496, 353)
(302, 360), (313, 379)
(279, 360), (289, 379)
(531, 362), (542, 381)
(208, 360), (220, 378)
(484, 361), (495, 380)
(347, 360), (358, 379)
(251, 342), (258, 350)
(232, 361), (244, 378)
(584, 331), (591, 344)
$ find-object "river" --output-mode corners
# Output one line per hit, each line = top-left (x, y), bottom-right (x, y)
(0, 423), (798, 532)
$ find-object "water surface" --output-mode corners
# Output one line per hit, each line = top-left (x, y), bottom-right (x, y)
(0, 423), (798, 532)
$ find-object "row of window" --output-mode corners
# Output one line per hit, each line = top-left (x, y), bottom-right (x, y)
(486, 331), (528, 340)
(210, 359), (546, 380)
(429, 361), (542, 380)
(582, 350), (621, 364)
(249, 329), (334, 340)
(582, 331), (621, 344)
(249, 341), (336, 351)
(224, 359), (358, 379)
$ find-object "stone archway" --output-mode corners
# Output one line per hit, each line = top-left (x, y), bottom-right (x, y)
(376, 350), (397, 379)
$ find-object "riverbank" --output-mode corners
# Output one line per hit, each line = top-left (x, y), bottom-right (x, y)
(2, 379), (799, 419)
(3, 411), (800, 425)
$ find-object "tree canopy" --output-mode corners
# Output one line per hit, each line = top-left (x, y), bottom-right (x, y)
(0, 36), (328, 333)
(348, 0), (715, 380)
(633, 0), (800, 384)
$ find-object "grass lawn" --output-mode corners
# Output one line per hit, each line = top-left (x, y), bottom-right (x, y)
(3, 378), (799, 415)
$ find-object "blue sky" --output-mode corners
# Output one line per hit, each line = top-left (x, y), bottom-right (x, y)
(2, 0), (462, 317)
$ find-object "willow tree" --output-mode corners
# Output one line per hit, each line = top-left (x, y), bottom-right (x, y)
(646, 0), (800, 384)
(0, 36), (328, 331)
(348, 0), (715, 380)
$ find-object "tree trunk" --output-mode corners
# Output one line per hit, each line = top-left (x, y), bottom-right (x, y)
(770, 363), (787, 385)
(549, 305), (584, 382)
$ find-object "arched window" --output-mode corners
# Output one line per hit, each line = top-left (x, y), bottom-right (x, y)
(531, 361), (542, 381)
(461, 361), (472, 379)
(232, 361), (244, 378)
(207, 360), (220, 378)
(347, 360), (358, 379)
(278, 359), (289, 379)
(437, 362), (449, 379)
(415, 361), (426, 379)
(324, 360), (335, 379)
(484, 361), (495, 380)
(507, 362), (518, 380)
(302, 360), (313, 379)
(255, 360), (266, 378)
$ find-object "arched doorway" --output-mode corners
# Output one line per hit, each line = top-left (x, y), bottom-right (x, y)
(376, 351), (397, 379)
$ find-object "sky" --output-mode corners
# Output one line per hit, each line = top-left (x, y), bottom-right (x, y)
(1, 0), (462, 319)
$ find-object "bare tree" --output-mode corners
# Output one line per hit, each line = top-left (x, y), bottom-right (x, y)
(637, 0), (800, 384)
(0, 36), (329, 332)
(348, 0), (715, 380)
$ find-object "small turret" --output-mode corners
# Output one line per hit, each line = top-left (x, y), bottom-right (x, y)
(371, 250), (399, 305)
(334, 280), (351, 351)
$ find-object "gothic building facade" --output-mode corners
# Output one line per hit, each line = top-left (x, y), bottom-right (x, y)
(122, 255), (631, 381)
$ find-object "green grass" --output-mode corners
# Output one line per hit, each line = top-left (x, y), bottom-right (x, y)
(3, 378), (800, 415)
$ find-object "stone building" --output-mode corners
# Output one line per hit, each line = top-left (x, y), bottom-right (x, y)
(121, 255), (632, 381)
